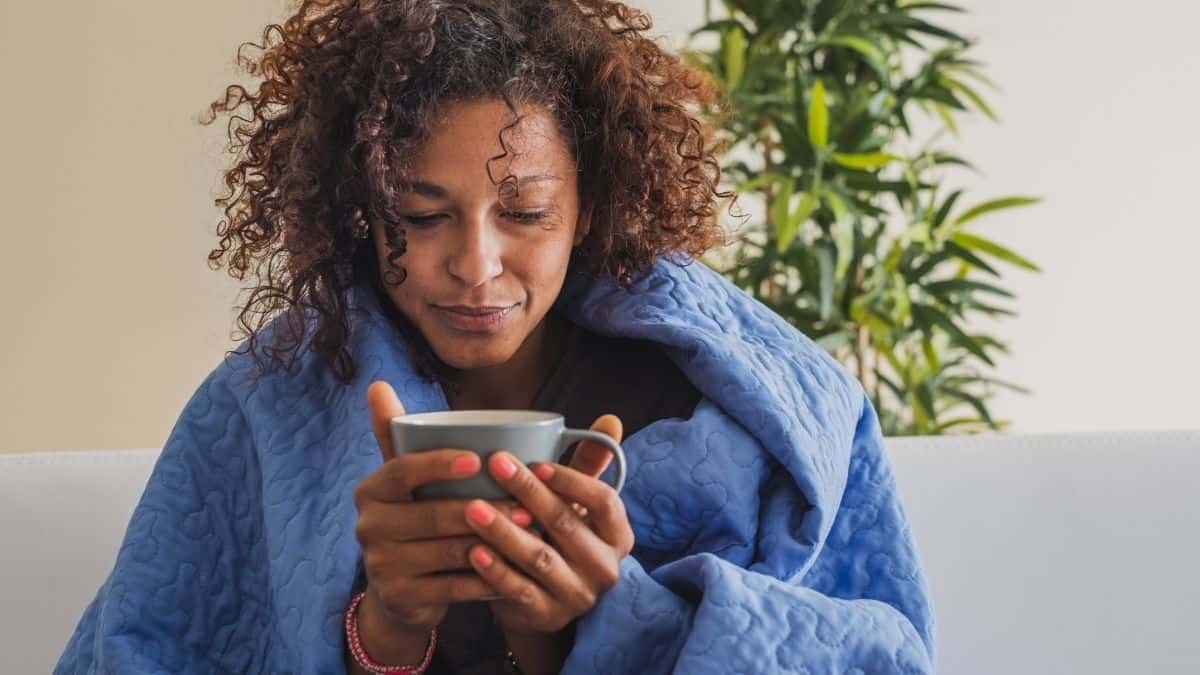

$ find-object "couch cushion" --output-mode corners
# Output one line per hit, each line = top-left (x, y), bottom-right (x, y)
(3, 432), (1198, 673)
(0, 449), (158, 674)
(887, 430), (1200, 674)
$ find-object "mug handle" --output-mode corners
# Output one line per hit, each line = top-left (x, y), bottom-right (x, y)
(557, 429), (626, 493)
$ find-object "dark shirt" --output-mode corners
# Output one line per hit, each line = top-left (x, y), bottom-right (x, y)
(354, 315), (702, 674)
(531, 314), (703, 462)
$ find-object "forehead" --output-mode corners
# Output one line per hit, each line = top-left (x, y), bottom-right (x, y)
(405, 99), (574, 182)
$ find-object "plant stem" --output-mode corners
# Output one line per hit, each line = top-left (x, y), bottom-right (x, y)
(854, 259), (867, 385)
(762, 120), (780, 303)
(856, 325), (869, 386)
(870, 343), (880, 415)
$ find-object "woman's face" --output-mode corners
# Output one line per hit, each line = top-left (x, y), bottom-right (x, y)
(370, 99), (583, 371)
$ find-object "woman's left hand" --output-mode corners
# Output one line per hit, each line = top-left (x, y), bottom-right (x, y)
(463, 415), (634, 637)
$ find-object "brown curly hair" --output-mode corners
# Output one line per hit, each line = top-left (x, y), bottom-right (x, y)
(200, 0), (731, 384)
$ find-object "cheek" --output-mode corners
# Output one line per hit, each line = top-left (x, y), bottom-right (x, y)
(516, 233), (575, 291)
(389, 254), (440, 305)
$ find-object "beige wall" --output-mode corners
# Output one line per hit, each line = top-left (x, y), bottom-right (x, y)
(2, 1), (1197, 453)
(0, 1), (288, 453)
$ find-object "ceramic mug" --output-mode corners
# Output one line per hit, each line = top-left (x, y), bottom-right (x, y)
(389, 410), (626, 500)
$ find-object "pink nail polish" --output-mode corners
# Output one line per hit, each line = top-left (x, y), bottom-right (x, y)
(453, 455), (479, 476)
(491, 454), (516, 479)
(511, 508), (532, 527)
(472, 548), (494, 567)
(467, 501), (495, 526)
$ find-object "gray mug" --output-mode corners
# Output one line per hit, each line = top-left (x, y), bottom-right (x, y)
(389, 410), (626, 501)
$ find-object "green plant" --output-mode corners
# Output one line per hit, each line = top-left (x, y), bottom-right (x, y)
(686, 0), (1041, 436)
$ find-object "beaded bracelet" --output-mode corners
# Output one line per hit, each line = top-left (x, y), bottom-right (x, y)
(344, 591), (438, 675)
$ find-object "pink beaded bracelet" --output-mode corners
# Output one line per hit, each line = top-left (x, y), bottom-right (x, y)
(344, 591), (438, 675)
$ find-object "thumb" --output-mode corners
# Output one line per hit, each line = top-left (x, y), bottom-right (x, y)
(367, 380), (407, 462)
(569, 414), (623, 479)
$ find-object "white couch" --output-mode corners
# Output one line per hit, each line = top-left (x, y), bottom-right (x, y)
(3, 431), (1198, 674)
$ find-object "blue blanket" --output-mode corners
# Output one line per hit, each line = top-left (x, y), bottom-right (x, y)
(58, 258), (934, 674)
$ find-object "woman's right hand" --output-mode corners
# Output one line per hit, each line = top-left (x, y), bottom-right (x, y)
(352, 381), (534, 651)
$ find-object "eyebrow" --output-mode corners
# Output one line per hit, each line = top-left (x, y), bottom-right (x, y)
(398, 175), (563, 198)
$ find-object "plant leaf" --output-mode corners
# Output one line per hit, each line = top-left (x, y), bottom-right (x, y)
(924, 278), (1015, 299)
(831, 152), (899, 170)
(921, 337), (941, 371)
(881, 14), (970, 44)
(911, 303), (995, 366)
(771, 178), (795, 245)
(934, 416), (989, 433)
(931, 101), (959, 136)
(777, 191), (820, 253)
(977, 375), (1033, 395)
(874, 368), (908, 403)
(954, 196), (1042, 227)
(809, 80), (829, 150)
(907, 392), (932, 431)
(941, 385), (996, 426)
(951, 232), (1041, 272)
(941, 75), (997, 121)
(971, 334), (1011, 354)
(816, 242), (836, 321)
(930, 188), (964, 229)
(824, 36), (885, 63)
(899, 2), (967, 13)
(943, 240), (1001, 277)
(736, 171), (787, 194)
(919, 151), (976, 172)
(824, 36), (889, 79)
(830, 198), (855, 279)
(948, 64), (1000, 92)
(723, 26), (747, 90)
(962, 300), (1019, 317)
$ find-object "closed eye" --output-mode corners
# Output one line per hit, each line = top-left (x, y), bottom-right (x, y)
(505, 210), (548, 224)
(400, 213), (446, 228)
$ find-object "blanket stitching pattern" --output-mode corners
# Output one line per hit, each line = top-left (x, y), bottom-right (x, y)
(56, 258), (933, 674)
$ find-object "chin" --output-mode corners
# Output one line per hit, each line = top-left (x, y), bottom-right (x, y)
(430, 339), (516, 371)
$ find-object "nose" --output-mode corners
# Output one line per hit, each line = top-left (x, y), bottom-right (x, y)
(446, 216), (503, 287)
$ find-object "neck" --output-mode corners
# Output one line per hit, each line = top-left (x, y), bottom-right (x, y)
(446, 312), (568, 410)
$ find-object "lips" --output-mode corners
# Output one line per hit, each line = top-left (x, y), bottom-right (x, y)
(440, 305), (512, 315)
(431, 304), (516, 333)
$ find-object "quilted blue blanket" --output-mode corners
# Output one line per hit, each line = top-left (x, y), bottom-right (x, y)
(58, 258), (934, 674)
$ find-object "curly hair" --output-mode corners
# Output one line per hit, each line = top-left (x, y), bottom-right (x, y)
(200, 0), (731, 385)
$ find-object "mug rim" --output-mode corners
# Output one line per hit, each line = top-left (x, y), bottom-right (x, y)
(394, 409), (563, 428)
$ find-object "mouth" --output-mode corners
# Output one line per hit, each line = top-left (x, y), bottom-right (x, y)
(430, 303), (517, 334)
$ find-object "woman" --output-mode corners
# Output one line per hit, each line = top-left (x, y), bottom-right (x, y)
(57, 1), (934, 673)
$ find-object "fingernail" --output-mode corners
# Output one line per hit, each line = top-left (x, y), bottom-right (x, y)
(490, 454), (517, 480)
(471, 547), (493, 567)
(532, 464), (554, 481)
(467, 501), (495, 526)
(453, 455), (479, 476)
(511, 508), (532, 527)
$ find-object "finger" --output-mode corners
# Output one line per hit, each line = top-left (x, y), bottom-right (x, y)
(529, 462), (634, 554)
(468, 543), (595, 624)
(568, 414), (623, 478)
(464, 501), (589, 609)
(352, 446), (480, 504)
(356, 498), (533, 542)
(355, 450), (481, 504)
(483, 452), (611, 564)
(401, 572), (501, 606)
(374, 535), (488, 576)
(367, 380), (406, 462)
(468, 544), (559, 616)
